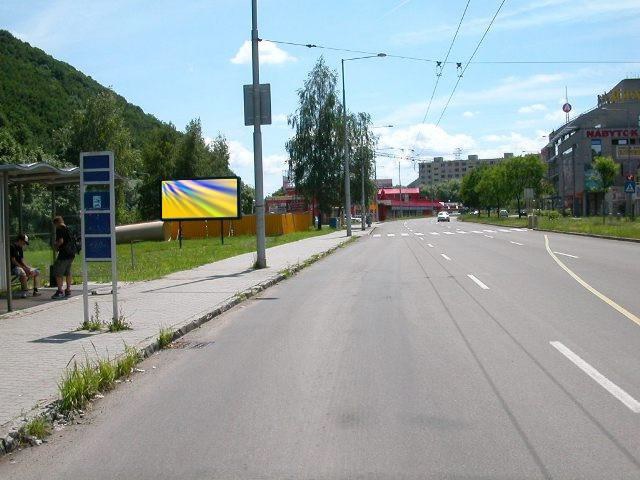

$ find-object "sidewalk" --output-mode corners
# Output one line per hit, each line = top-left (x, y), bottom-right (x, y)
(0, 228), (368, 433)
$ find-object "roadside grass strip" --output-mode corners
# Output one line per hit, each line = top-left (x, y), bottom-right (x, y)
(545, 235), (640, 327)
(467, 274), (490, 290)
(550, 341), (640, 413)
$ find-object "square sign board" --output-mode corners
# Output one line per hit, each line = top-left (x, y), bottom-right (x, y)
(161, 177), (242, 221)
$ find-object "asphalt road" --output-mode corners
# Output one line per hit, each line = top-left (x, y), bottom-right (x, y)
(3, 218), (640, 479)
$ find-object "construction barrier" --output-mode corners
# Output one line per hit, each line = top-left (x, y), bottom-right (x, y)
(166, 213), (313, 239)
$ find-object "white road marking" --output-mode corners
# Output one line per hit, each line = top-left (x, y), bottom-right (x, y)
(483, 229), (497, 233)
(415, 232), (424, 236)
(472, 230), (483, 234)
(545, 235), (640, 327)
(456, 230), (468, 234)
(467, 274), (489, 290)
(553, 251), (579, 259)
(401, 233), (410, 237)
(419, 237), (424, 241)
(484, 235), (494, 238)
(387, 233), (395, 237)
(550, 341), (640, 413)
(373, 234), (381, 238)
(499, 229), (511, 233)
(427, 243), (434, 248)
(443, 231), (455, 235)
(510, 241), (524, 246)
(441, 254), (451, 261)
(430, 232), (439, 236)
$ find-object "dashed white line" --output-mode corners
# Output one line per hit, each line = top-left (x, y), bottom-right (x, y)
(499, 229), (511, 233)
(550, 341), (640, 413)
(401, 233), (410, 237)
(373, 234), (381, 238)
(427, 243), (434, 248)
(443, 232), (455, 235)
(484, 235), (494, 239)
(510, 241), (524, 246)
(553, 251), (579, 259)
(387, 233), (395, 237)
(441, 254), (451, 261)
(472, 230), (483, 234)
(483, 229), (497, 233)
(415, 232), (424, 236)
(456, 230), (468, 234)
(430, 232), (439, 236)
(467, 274), (489, 290)
(419, 237), (424, 241)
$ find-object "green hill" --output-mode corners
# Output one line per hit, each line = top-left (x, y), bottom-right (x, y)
(0, 29), (164, 152)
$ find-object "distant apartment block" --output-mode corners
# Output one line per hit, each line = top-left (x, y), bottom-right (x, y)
(412, 153), (514, 187)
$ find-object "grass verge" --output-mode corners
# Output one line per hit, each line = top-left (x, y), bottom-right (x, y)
(460, 214), (640, 240)
(158, 327), (173, 349)
(24, 227), (335, 284)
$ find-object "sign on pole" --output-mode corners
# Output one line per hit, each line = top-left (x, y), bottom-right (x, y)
(243, 83), (272, 126)
(625, 177), (636, 194)
(80, 151), (118, 323)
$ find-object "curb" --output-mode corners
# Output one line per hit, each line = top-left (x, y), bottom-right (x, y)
(0, 234), (360, 458)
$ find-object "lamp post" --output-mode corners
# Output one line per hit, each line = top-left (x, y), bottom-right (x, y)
(341, 53), (386, 236)
(370, 125), (394, 222)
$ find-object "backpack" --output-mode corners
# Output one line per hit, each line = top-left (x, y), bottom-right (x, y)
(63, 229), (82, 256)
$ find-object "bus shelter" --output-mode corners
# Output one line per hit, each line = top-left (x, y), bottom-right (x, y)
(0, 163), (80, 313)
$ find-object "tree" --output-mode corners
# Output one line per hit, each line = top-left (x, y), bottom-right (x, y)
(593, 155), (617, 222)
(174, 118), (207, 179)
(286, 57), (343, 229)
(460, 166), (486, 209)
(241, 184), (255, 214)
(204, 134), (232, 177)
(348, 112), (377, 217)
(504, 154), (546, 217)
(476, 163), (510, 216)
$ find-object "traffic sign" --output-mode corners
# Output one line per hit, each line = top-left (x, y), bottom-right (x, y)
(562, 103), (572, 113)
(624, 180), (636, 194)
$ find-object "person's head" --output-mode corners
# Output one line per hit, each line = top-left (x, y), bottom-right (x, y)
(53, 216), (65, 227)
(16, 233), (29, 248)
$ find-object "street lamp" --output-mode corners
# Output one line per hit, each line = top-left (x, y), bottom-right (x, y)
(341, 53), (386, 236)
(371, 125), (394, 222)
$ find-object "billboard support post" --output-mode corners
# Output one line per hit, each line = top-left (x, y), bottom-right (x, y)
(220, 219), (224, 245)
(178, 221), (183, 249)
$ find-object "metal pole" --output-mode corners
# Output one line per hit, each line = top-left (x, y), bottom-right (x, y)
(80, 168), (89, 325)
(398, 160), (402, 218)
(17, 184), (22, 234)
(361, 138), (366, 230)
(572, 145), (576, 217)
(374, 156), (378, 222)
(4, 173), (12, 312)
(220, 219), (224, 245)
(252, 0), (266, 267)
(341, 59), (352, 236)
(109, 154), (118, 322)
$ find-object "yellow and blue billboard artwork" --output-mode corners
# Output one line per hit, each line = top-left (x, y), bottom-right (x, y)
(161, 177), (241, 220)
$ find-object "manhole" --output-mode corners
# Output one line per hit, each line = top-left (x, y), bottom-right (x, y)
(167, 340), (214, 350)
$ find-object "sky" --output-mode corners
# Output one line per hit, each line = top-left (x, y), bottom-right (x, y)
(2, 0), (640, 195)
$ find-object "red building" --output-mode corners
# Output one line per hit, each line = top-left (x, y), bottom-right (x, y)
(377, 188), (442, 221)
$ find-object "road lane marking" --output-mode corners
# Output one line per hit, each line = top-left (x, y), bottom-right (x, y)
(484, 235), (494, 238)
(467, 274), (489, 290)
(456, 230), (468, 234)
(483, 229), (497, 233)
(472, 230), (483, 234)
(499, 229), (511, 232)
(443, 231), (455, 235)
(430, 232), (439, 236)
(550, 341), (640, 413)
(553, 251), (579, 259)
(387, 233), (395, 237)
(545, 235), (640, 327)
(427, 243), (434, 248)
(510, 241), (524, 246)
(415, 232), (424, 236)
(419, 237), (424, 241)
(373, 234), (381, 238)
(401, 233), (410, 237)
(441, 254), (451, 261)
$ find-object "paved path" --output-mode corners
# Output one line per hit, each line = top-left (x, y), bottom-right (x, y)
(0, 228), (366, 432)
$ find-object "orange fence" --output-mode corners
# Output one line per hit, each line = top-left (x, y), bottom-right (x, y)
(166, 213), (313, 239)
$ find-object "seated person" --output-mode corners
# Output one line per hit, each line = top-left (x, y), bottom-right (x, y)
(10, 233), (40, 298)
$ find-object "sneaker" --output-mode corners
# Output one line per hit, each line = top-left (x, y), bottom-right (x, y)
(64, 289), (71, 297)
(51, 291), (65, 300)
(32, 290), (41, 297)
(19, 290), (28, 299)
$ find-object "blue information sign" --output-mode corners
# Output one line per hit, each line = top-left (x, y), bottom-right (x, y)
(84, 192), (110, 211)
(85, 237), (111, 260)
(84, 213), (111, 235)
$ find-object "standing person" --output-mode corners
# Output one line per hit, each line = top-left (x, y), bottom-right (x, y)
(51, 216), (75, 300)
(10, 233), (40, 298)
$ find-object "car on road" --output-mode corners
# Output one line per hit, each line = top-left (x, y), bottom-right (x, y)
(437, 211), (450, 222)
(499, 209), (509, 218)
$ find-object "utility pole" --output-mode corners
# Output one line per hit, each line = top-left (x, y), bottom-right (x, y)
(398, 160), (402, 219)
(251, 0), (266, 267)
(360, 137), (366, 231)
(341, 60), (353, 237)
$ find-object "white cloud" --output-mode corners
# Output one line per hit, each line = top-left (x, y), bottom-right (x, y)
(518, 104), (548, 114)
(228, 140), (288, 194)
(231, 40), (297, 65)
(462, 111), (477, 118)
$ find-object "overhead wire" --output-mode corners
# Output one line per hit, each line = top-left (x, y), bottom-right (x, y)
(435, 0), (508, 126)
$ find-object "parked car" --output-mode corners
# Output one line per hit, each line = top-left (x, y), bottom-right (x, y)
(437, 211), (450, 222)
(499, 209), (509, 218)
(472, 210), (479, 216)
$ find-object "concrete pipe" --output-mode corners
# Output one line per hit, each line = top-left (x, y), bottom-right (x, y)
(115, 221), (169, 244)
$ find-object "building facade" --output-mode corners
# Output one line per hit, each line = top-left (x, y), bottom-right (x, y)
(413, 153), (513, 187)
(544, 79), (640, 216)
(376, 188), (442, 220)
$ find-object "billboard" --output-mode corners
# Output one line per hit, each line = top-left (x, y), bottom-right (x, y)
(161, 177), (241, 220)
